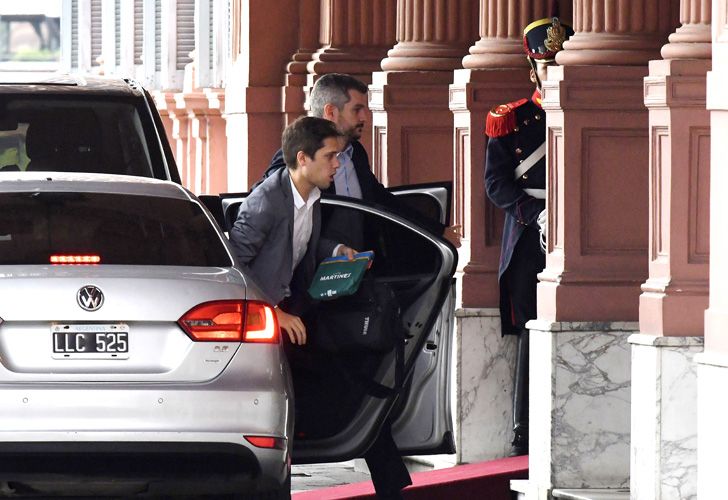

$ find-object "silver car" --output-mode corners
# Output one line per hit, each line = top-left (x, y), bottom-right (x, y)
(0, 75), (459, 498)
(0, 172), (292, 498)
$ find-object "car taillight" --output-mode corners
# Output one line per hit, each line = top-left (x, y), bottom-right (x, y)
(243, 301), (279, 343)
(50, 254), (101, 264)
(245, 435), (286, 450)
(178, 300), (279, 343)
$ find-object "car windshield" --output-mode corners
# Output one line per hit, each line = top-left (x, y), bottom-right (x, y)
(0, 191), (233, 267)
(0, 95), (163, 177)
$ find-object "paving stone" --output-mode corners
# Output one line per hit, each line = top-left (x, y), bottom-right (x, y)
(291, 461), (372, 493)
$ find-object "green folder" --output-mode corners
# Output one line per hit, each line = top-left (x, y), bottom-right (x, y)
(308, 251), (374, 301)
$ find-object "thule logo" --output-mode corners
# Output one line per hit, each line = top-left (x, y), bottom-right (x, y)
(362, 316), (370, 336)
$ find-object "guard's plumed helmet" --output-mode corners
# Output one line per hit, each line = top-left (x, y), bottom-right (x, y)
(523, 17), (574, 62)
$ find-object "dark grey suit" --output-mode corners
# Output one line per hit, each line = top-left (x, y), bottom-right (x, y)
(228, 167), (335, 311)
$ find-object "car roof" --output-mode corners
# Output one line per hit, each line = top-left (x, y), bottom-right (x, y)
(0, 171), (189, 199)
(0, 73), (144, 98)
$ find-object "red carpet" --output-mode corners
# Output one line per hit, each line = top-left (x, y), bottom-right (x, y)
(293, 455), (528, 499)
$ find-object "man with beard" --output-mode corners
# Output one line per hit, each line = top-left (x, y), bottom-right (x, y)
(258, 73), (448, 248)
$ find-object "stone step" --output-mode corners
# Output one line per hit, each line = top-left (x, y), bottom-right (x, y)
(552, 488), (630, 500)
(510, 483), (631, 500)
(510, 479), (530, 499)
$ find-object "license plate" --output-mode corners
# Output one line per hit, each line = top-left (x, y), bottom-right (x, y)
(52, 324), (129, 359)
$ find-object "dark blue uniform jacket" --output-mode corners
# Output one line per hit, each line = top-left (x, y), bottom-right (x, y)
(485, 94), (546, 334)
(485, 96), (546, 278)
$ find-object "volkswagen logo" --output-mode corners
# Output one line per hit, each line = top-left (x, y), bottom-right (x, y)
(77, 285), (104, 311)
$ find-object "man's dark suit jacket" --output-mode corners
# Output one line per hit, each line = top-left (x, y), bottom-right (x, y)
(257, 140), (445, 237)
(229, 167), (335, 312)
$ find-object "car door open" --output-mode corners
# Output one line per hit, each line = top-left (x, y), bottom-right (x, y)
(218, 188), (457, 464)
(387, 183), (456, 456)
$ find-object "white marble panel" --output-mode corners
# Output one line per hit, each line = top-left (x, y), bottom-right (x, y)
(526, 321), (637, 497)
(629, 339), (659, 500)
(529, 326), (555, 494)
(630, 334), (702, 500)
(455, 308), (517, 462)
(696, 354), (728, 499)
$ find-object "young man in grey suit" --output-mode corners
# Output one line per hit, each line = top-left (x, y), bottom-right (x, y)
(256, 76), (416, 499)
(229, 116), (355, 344)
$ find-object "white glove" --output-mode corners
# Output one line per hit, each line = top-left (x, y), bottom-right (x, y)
(537, 209), (547, 254)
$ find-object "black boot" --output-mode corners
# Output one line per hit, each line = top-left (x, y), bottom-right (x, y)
(509, 428), (528, 457)
(509, 329), (529, 457)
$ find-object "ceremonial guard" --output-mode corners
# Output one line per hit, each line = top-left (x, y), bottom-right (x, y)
(484, 14), (573, 456)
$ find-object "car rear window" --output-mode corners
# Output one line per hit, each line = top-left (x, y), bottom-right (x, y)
(0, 192), (233, 267)
(0, 96), (164, 178)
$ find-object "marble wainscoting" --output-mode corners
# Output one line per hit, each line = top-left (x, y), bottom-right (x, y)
(525, 321), (637, 500)
(629, 334), (702, 500)
(695, 352), (728, 499)
(455, 308), (517, 463)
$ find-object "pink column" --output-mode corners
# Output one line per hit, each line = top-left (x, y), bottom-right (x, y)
(204, 89), (229, 195)
(699, 4), (728, 496)
(282, 0), (320, 126)
(640, 1), (711, 337)
(305, 0), (397, 154)
(527, 6), (683, 496)
(380, 0), (478, 71)
(705, 0), (728, 358)
(371, 0), (478, 188)
(629, 4), (710, 499)
(225, 0), (299, 190)
(308, 0), (397, 77)
(557, 0), (681, 65)
(152, 91), (187, 185)
(538, 1), (681, 321)
(151, 92), (177, 157)
(462, 0), (572, 69)
(175, 92), (207, 194)
(174, 91), (229, 195)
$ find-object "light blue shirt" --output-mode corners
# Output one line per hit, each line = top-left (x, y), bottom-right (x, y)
(333, 143), (362, 199)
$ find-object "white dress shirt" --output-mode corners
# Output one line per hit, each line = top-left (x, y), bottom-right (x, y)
(289, 177), (320, 272)
(333, 143), (362, 199)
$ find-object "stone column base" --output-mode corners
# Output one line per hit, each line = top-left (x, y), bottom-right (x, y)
(696, 352), (728, 498)
(629, 334), (702, 500)
(455, 308), (516, 463)
(525, 321), (636, 500)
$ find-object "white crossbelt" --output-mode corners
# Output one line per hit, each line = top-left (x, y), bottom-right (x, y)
(514, 142), (546, 178)
(514, 141), (546, 199)
(523, 188), (546, 199)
